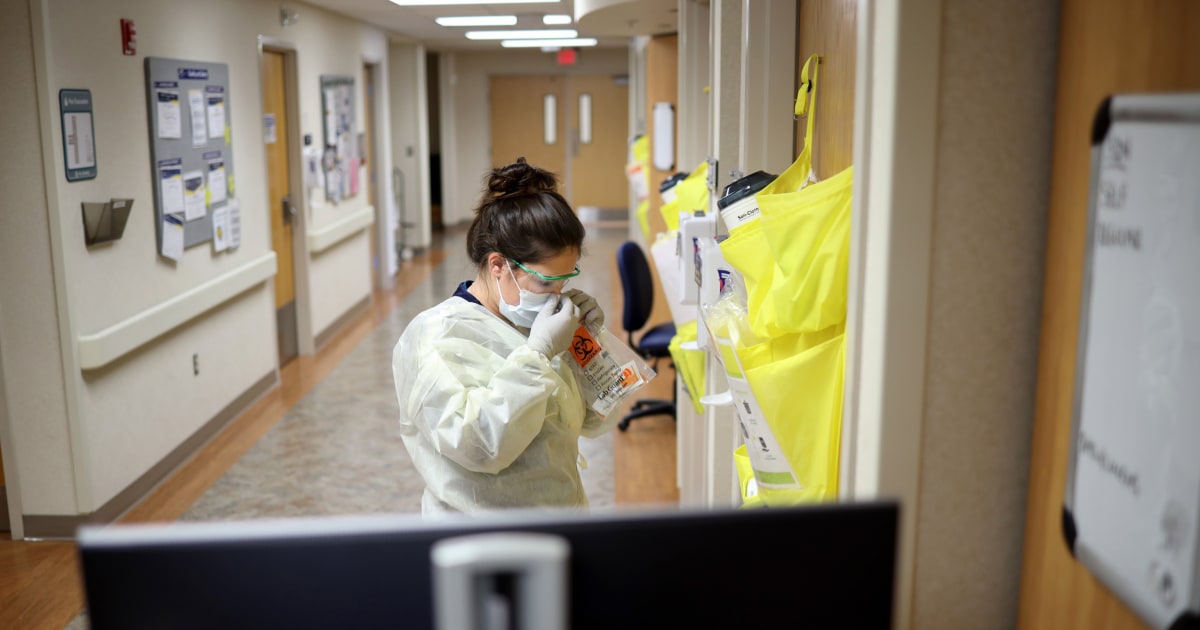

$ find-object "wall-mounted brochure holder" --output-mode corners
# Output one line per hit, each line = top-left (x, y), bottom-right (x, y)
(82, 198), (133, 247)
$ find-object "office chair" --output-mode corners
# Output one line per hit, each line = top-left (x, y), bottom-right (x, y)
(615, 241), (676, 431)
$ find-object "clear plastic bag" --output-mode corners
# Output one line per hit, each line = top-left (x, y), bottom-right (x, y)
(566, 324), (657, 416)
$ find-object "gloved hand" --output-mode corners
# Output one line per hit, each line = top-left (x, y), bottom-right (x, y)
(526, 294), (580, 357)
(563, 289), (605, 328)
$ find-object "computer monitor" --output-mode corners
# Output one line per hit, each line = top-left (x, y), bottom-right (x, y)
(77, 502), (898, 629)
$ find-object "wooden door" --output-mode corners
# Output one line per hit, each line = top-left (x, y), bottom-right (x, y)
(363, 63), (379, 287)
(567, 75), (628, 211)
(797, 0), (856, 180)
(1017, 2), (1200, 628)
(262, 50), (298, 364)
(0, 446), (7, 531)
(490, 75), (565, 177)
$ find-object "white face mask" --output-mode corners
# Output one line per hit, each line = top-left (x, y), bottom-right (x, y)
(495, 264), (553, 328)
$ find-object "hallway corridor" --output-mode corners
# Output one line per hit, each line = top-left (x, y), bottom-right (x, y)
(2, 222), (678, 630)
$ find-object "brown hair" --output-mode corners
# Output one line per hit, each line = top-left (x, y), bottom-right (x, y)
(466, 157), (585, 267)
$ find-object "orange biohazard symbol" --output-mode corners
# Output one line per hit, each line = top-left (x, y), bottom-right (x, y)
(570, 326), (600, 367)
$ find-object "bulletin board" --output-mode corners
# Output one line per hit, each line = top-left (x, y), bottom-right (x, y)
(144, 57), (237, 258)
(1063, 93), (1200, 629)
(320, 75), (357, 204)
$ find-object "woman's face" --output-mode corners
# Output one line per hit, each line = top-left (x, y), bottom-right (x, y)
(495, 247), (580, 305)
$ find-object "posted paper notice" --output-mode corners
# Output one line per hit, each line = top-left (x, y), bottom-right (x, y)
(188, 90), (207, 147)
(323, 88), (338, 145)
(263, 114), (276, 144)
(160, 164), (184, 215)
(207, 160), (227, 205)
(183, 170), (205, 221)
(211, 205), (229, 252)
(156, 90), (182, 139)
(161, 215), (184, 261)
(206, 92), (226, 142)
(64, 112), (96, 170)
(226, 199), (242, 249)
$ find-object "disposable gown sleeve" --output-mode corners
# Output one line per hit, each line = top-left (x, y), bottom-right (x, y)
(397, 326), (564, 475)
(580, 401), (618, 438)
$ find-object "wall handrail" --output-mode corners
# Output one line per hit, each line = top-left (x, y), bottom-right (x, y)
(77, 253), (277, 371)
(308, 206), (375, 254)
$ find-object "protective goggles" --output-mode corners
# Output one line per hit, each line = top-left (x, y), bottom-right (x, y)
(510, 259), (581, 282)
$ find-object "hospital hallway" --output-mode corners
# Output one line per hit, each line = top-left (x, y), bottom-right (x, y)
(0, 221), (679, 630)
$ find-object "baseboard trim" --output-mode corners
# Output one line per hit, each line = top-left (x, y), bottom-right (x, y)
(313, 295), (371, 351)
(21, 370), (277, 540)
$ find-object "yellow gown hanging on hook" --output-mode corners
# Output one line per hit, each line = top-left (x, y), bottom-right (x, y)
(720, 56), (820, 340)
(660, 161), (709, 232)
(719, 54), (853, 506)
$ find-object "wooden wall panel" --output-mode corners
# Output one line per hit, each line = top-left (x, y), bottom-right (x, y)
(1017, 1), (1200, 628)
(644, 34), (677, 237)
(797, 0), (857, 178)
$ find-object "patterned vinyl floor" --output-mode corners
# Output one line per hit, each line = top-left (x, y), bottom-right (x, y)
(66, 223), (629, 629)
(182, 222), (626, 522)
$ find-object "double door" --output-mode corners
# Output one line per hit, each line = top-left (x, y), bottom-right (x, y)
(489, 74), (628, 212)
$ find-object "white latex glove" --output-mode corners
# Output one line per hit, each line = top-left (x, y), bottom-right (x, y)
(526, 294), (580, 357)
(563, 288), (605, 328)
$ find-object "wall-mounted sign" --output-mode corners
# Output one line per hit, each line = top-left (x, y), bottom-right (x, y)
(60, 89), (97, 182)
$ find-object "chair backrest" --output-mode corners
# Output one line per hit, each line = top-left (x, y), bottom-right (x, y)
(616, 241), (655, 335)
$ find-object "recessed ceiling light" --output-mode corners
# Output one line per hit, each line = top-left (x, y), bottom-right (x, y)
(390, 0), (557, 5)
(435, 16), (518, 27)
(502, 38), (597, 48)
(542, 14), (572, 25)
(466, 29), (577, 40)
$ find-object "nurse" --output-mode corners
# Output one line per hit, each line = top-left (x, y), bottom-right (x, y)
(392, 157), (612, 514)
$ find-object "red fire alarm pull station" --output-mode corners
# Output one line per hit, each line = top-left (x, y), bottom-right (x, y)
(121, 19), (136, 56)
(556, 48), (577, 66)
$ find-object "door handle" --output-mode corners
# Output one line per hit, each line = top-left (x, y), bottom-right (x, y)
(282, 195), (297, 224)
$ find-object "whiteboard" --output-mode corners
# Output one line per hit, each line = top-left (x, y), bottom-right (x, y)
(1064, 93), (1200, 629)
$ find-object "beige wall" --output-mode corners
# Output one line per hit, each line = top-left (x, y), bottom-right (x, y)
(1, 0), (389, 527)
(388, 42), (432, 251)
(439, 48), (630, 226)
(911, 0), (1060, 627)
(0, 0), (76, 518)
(262, 4), (386, 337)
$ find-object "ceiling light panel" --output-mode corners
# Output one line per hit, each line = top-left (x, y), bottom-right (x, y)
(466, 29), (577, 40)
(501, 38), (597, 48)
(435, 15), (517, 27)
(390, 0), (558, 5)
(542, 14), (572, 25)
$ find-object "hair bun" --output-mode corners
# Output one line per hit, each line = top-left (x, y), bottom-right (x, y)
(487, 157), (559, 199)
